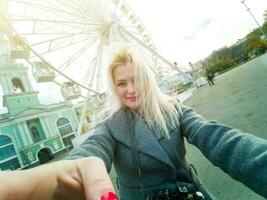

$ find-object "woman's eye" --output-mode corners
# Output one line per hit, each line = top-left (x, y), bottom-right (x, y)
(117, 82), (126, 86)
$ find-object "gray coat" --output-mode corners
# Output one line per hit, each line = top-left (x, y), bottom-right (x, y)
(68, 105), (267, 199)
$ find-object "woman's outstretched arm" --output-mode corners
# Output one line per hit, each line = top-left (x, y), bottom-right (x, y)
(179, 105), (267, 198)
(0, 157), (116, 200)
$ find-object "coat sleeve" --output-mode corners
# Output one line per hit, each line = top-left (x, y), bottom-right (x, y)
(65, 121), (116, 172)
(179, 105), (267, 198)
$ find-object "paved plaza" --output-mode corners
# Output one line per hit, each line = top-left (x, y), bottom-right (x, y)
(184, 53), (267, 200)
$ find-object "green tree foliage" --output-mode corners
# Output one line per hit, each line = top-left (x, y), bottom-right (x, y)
(205, 46), (233, 64)
(201, 10), (267, 75)
(262, 21), (267, 35)
(207, 59), (234, 74)
(203, 46), (234, 74)
(244, 32), (267, 56)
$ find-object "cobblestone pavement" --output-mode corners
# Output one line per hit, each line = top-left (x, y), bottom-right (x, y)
(184, 53), (267, 200)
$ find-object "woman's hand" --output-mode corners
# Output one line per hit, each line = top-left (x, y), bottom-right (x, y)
(54, 157), (116, 200)
(0, 157), (117, 200)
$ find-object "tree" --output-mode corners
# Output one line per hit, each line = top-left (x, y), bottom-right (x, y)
(201, 10), (267, 74)
(204, 46), (233, 65)
(243, 32), (267, 56)
(207, 59), (234, 74)
(262, 21), (267, 35)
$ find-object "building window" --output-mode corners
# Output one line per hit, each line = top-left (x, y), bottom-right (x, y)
(0, 135), (12, 146)
(0, 135), (20, 170)
(12, 77), (25, 93)
(58, 124), (73, 136)
(57, 118), (73, 136)
(27, 119), (46, 143)
(57, 117), (75, 148)
(30, 126), (41, 143)
(57, 118), (70, 127)
(62, 135), (75, 148)
(0, 158), (20, 170)
(0, 144), (16, 160)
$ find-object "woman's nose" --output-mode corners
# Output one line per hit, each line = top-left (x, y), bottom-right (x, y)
(127, 82), (135, 94)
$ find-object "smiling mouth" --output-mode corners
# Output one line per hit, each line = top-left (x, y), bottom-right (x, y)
(127, 96), (137, 101)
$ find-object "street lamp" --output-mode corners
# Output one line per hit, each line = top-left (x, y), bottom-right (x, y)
(240, 0), (265, 35)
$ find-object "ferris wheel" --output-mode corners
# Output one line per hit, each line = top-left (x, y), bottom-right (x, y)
(2, 0), (182, 133)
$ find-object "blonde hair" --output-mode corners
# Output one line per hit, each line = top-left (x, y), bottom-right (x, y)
(104, 48), (180, 138)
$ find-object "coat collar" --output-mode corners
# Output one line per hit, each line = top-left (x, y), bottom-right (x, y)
(108, 108), (176, 170)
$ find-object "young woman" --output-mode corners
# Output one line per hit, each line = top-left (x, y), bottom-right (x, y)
(0, 48), (266, 200)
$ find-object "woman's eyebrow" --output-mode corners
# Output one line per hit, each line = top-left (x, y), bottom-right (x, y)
(115, 76), (135, 82)
(115, 79), (126, 82)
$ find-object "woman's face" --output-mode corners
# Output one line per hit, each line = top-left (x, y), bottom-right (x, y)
(113, 63), (141, 111)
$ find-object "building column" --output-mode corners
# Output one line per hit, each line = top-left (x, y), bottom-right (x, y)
(24, 75), (34, 91)
(39, 116), (50, 138)
(46, 116), (57, 137)
(22, 122), (33, 145)
(0, 76), (8, 94)
(3, 74), (13, 94)
(17, 124), (28, 147)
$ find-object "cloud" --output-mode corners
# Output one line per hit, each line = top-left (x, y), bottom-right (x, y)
(183, 34), (196, 40)
(182, 17), (214, 40)
(194, 18), (214, 32)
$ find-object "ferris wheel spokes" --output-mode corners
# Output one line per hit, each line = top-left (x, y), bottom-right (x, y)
(6, 0), (184, 136)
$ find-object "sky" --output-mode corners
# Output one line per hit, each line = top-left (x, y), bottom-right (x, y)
(0, 0), (266, 113)
(125, 0), (266, 67)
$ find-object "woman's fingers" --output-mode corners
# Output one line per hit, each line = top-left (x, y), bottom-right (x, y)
(77, 157), (118, 200)
(54, 168), (84, 200)
(0, 158), (118, 200)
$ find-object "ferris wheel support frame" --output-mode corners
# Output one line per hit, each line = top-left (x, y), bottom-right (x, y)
(77, 39), (105, 135)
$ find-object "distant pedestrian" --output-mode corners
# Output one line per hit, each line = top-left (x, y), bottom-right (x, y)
(207, 73), (215, 86)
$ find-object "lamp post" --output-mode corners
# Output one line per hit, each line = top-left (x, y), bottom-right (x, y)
(240, 0), (265, 35)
